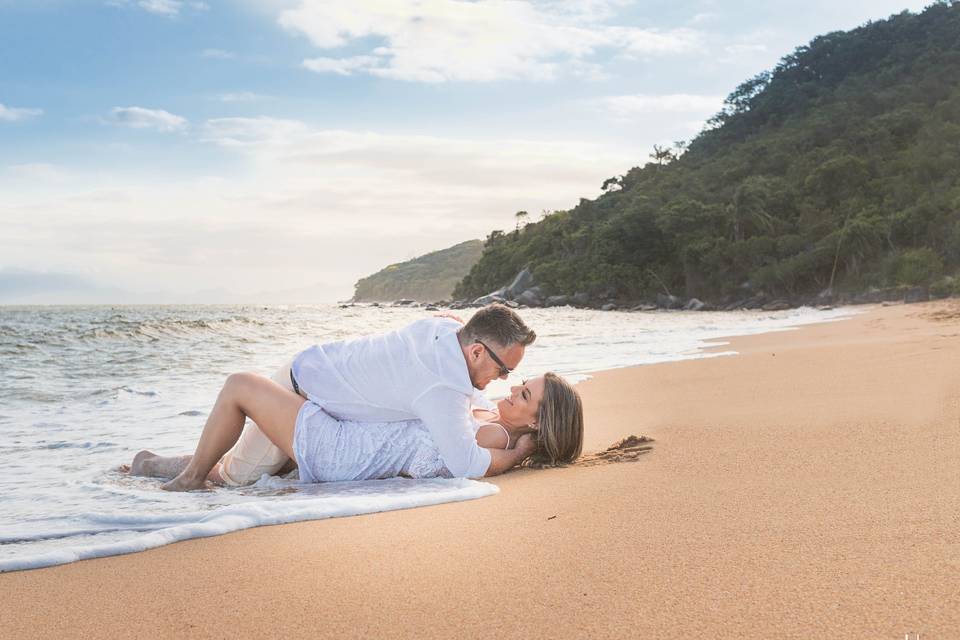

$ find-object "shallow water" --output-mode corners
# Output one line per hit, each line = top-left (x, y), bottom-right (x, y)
(0, 303), (854, 570)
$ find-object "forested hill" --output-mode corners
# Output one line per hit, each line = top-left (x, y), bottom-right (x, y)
(352, 239), (483, 302)
(455, 2), (960, 306)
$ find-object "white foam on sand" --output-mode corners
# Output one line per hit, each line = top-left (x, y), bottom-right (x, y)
(0, 477), (497, 573)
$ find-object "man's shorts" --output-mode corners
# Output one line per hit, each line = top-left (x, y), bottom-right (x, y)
(218, 359), (296, 486)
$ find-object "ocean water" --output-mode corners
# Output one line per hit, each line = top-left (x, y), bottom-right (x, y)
(0, 303), (854, 572)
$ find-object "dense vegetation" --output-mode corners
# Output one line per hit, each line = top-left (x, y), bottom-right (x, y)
(353, 240), (483, 302)
(455, 2), (960, 304)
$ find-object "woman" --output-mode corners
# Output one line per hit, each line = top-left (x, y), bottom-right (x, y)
(128, 371), (583, 490)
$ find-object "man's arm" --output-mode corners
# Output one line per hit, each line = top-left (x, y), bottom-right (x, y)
(484, 435), (536, 477)
(413, 386), (493, 478)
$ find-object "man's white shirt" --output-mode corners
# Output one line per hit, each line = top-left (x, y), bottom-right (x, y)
(291, 317), (492, 478)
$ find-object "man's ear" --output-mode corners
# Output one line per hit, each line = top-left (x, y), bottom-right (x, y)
(469, 343), (483, 361)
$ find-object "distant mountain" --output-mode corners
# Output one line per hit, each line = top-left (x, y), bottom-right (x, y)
(0, 268), (339, 305)
(0, 268), (136, 304)
(353, 240), (484, 302)
(455, 3), (960, 305)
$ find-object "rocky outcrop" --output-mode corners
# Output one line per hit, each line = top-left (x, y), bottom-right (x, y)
(457, 267), (941, 313)
(505, 269), (534, 299)
(514, 288), (543, 307)
(762, 299), (791, 311)
(471, 268), (544, 308)
(656, 293), (683, 310)
(472, 289), (508, 305)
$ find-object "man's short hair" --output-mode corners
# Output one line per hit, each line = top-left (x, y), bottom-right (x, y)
(459, 303), (536, 348)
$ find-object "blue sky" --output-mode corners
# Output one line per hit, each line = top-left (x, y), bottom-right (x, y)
(0, 0), (933, 303)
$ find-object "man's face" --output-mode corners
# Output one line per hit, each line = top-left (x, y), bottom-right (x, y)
(467, 341), (525, 390)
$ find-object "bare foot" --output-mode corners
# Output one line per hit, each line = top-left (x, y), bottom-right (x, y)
(118, 464), (131, 473)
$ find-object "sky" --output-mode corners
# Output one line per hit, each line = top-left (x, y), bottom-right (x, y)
(0, 0), (933, 303)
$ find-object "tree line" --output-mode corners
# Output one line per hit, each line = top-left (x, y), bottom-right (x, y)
(455, 1), (960, 304)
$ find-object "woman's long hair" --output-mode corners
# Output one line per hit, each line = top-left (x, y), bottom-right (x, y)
(525, 372), (584, 467)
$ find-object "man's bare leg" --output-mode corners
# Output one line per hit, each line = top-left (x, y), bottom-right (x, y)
(130, 451), (189, 478)
(162, 372), (303, 492)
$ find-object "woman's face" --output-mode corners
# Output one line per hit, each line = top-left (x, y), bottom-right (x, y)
(496, 376), (546, 428)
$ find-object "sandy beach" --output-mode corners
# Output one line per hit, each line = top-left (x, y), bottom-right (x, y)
(2, 300), (958, 639)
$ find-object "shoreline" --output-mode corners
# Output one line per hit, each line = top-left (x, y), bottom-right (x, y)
(2, 300), (958, 638)
(0, 304), (854, 573)
(5, 294), (956, 310)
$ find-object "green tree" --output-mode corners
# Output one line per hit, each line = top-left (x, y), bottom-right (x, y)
(454, 3), (960, 302)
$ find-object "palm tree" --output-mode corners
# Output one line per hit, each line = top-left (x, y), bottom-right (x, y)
(649, 144), (675, 166)
(515, 210), (529, 233)
(827, 212), (888, 291)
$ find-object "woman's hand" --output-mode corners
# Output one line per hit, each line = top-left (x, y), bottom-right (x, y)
(433, 312), (465, 324)
(514, 433), (537, 459)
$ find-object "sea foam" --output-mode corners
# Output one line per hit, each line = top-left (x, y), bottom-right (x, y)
(0, 477), (497, 573)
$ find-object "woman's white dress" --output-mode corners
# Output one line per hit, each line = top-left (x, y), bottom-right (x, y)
(292, 401), (458, 482)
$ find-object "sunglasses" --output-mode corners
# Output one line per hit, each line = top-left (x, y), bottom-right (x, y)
(477, 340), (513, 378)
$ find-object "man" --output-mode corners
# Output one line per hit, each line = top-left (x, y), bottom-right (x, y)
(208, 303), (536, 482)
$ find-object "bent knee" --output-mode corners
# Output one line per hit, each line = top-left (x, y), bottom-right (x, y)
(224, 371), (264, 395)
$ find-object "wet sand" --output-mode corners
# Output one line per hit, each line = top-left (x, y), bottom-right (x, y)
(2, 300), (958, 639)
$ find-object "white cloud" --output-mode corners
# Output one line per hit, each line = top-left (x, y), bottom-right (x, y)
(137, 0), (182, 15)
(567, 59), (609, 81)
(109, 106), (188, 132)
(0, 103), (43, 122)
(3, 117), (635, 300)
(594, 93), (724, 120)
(282, 0), (703, 82)
(216, 91), (271, 102)
(302, 55), (382, 76)
(720, 42), (769, 63)
(198, 117), (633, 193)
(201, 116), (309, 147)
(107, 0), (206, 16)
(690, 12), (717, 25)
(5, 163), (68, 182)
(538, 0), (631, 22)
(605, 26), (703, 55)
(725, 43), (768, 55)
(201, 48), (236, 59)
